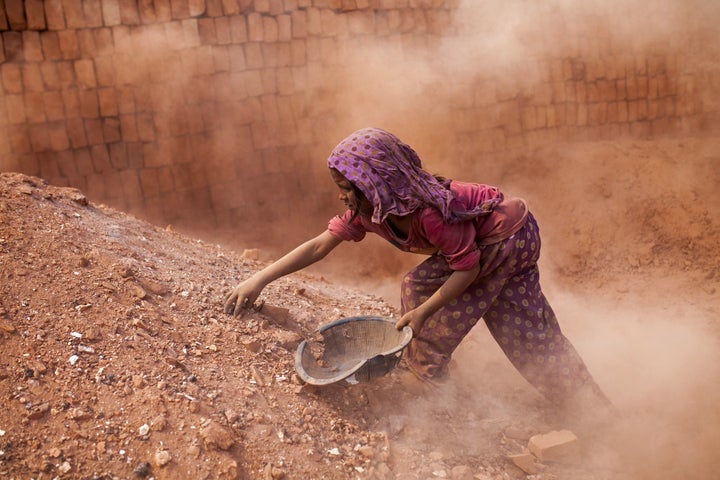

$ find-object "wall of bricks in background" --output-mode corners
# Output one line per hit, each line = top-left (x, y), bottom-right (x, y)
(0, 0), (718, 236)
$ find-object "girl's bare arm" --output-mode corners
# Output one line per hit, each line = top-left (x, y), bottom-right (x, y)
(224, 230), (342, 316)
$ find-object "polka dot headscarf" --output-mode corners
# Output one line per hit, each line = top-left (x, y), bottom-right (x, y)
(327, 127), (500, 224)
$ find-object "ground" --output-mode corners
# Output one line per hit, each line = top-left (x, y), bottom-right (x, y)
(0, 136), (719, 480)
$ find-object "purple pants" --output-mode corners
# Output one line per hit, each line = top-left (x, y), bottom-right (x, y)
(402, 214), (599, 403)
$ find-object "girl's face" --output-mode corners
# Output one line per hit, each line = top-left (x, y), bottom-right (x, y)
(329, 168), (373, 216)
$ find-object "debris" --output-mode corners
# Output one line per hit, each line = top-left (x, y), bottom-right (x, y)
(242, 248), (260, 260)
(200, 421), (235, 450)
(507, 452), (541, 474)
(154, 449), (171, 467)
(528, 429), (580, 463)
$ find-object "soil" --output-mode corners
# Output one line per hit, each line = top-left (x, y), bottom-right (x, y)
(1, 136), (719, 480)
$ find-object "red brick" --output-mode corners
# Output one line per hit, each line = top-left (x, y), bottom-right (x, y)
(56, 149), (77, 177)
(102, 117), (121, 142)
(74, 58), (97, 88)
(79, 89), (99, 118)
(22, 63), (44, 92)
(126, 142), (144, 169)
(5, 0), (27, 30)
(1, 64), (23, 93)
(43, 91), (65, 121)
(29, 123), (50, 152)
(25, 92), (46, 123)
(171, 0), (191, 19)
(45, 0), (66, 30)
(84, 118), (104, 144)
(58, 30), (80, 59)
(89, 144), (111, 172)
(139, 168), (161, 197)
(109, 142), (128, 168)
(0, 4), (8, 30)
(63, 0), (86, 28)
(229, 15), (248, 42)
(206, 0), (223, 16)
(116, 86), (135, 113)
(47, 121), (70, 150)
(56, 61), (76, 88)
(66, 118), (87, 147)
(119, 0), (141, 24)
(24, 0), (47, 29)
(6, 94), (26, 124)
(213, 16), (231, 44)
(198, 17), (217, 44)
(189, 0), (206, 16)
(221, 0), (240, 15)
(73, 147), (94, 175)
(120, 113), (139, 141)
(77, 29), (96, 57)
(94, 28), (113, 53)
(101, 0), (121, 25)
(97, 87), (118, 116)
(40, 32), (63, 60)
(22, 31), (44, 61)
(137, 0), (156, 23)
(3, 32), (23, 61)
(63, 89), (81, 118)
(84, 0), (103, 26)
(137, 113), (155, 141)
(94, 56), (115, 86)
(0, 36), (5, 64)
(8, 125), (31, 153)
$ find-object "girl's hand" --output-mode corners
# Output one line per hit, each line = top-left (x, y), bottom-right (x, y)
(395, 309), (428, 336)
(224, 278), (264, 317)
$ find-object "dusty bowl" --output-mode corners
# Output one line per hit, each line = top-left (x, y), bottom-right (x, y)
(295, 316), (413, 385)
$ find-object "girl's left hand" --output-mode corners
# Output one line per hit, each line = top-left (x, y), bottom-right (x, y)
(395, 309), (428, 336)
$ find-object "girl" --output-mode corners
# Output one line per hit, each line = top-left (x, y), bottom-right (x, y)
(225, 127), (608, 406)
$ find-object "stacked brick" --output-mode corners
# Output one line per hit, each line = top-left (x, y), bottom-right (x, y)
(0, 1), (717, 232)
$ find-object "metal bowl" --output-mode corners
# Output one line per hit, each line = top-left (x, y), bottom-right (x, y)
(295, 316), (413, 385)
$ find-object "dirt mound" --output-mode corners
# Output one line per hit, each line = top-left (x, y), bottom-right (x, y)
(1, 136), (719, 480)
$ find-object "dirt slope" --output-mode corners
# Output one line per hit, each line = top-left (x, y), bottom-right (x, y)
(1, 136), (719, 480)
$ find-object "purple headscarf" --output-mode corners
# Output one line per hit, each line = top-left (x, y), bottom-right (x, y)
(327, 127), (501, 224)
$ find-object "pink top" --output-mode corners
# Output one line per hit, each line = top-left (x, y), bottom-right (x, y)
(328, 180), (529, 271)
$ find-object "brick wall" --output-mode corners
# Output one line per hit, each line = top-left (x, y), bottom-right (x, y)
(0, 1), (718, 240)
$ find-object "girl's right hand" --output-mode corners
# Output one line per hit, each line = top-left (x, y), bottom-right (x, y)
(224, 278), (264, 317)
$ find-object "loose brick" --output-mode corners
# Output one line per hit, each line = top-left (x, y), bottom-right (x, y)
(1, 64), (23, 94)
(6, 94), (26, 124)
(6, 0), (27, 30)
(65, 118), (88, 148)
(528, 430), (580, 463)
(43, 91), (65, 121)
(47, 121), (71, 150)
(58, 30), (80, 59)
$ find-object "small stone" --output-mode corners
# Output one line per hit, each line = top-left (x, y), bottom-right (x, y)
(224, 409), (240, 424)
(242, 248), (260, 260)
(154, 449), (171, 467)
(48, 447), (62, 458)
(151, 414), (167, 431)
(132, 375), (145, 388)
(357, 445), (375, 459)
(138, 424), (150, 436)
(450, 465), (473, 480)
(187, 444), (201, 458)
(58, 461), (72, 473)
(134, 462), (151, 477)
(200, 421), (234, 450)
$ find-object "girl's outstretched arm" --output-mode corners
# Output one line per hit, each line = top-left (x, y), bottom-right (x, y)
(224, 230), (342, 317)
(395, 263), (481, 335)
